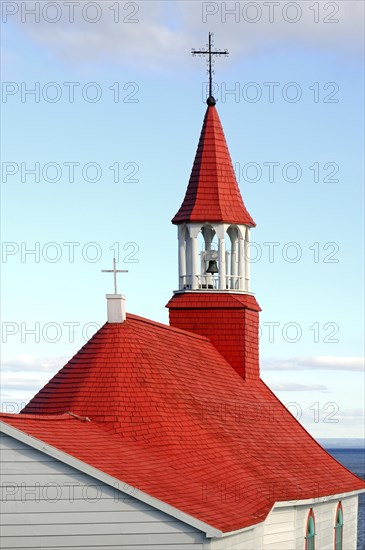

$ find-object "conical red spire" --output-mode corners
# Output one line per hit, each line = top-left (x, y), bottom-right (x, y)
(172, 104), (255, 226)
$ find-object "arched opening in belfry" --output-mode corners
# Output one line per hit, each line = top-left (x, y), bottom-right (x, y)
(177, 222), (250, 292)
(198, 224), (218, 289)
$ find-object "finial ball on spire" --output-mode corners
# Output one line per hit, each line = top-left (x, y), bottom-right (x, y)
(207, 96), (216, 106)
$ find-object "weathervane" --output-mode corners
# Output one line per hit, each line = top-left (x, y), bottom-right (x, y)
(192, 32), (229, 106)
(101, 258), (128, 294)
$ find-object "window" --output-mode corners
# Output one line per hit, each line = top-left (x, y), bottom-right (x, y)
(305, 508), (316, 550)
(334, 502), (344, 550)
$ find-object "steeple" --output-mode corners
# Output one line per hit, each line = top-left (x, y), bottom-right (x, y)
(170, 35), (256, 295)
(171, 103), (255, 294)
(172, 104), (255, 227)
(167, 35), (261, 380)
(174, 32), (254, 227)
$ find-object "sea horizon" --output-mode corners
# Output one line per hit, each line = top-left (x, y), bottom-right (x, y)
(324, 447), (365, 550)
(318, 438), (365, 449)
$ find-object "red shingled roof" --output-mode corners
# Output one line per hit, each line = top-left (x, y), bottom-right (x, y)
(172, 105), (255, 226)
(2, 314), (363, 534)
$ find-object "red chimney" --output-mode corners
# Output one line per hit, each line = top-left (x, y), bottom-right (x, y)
(167, 293), (261, 380)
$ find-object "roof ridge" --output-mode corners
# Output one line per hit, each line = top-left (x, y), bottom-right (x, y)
(210, 107), (225, 220)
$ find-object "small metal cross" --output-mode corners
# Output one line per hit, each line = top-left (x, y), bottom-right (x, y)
(192, 32), (229, 99)
(101, 258), (128, 294)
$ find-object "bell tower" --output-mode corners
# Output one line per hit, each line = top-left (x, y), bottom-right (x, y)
(167, 34), (261, 380)
(174, 196), (253, 293)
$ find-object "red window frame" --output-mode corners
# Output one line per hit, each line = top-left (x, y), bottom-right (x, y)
(334, 501), (344, 550)
(305, 508), (316, 550)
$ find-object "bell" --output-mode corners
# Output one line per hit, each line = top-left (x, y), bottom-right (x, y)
(206, 260), (219, 274)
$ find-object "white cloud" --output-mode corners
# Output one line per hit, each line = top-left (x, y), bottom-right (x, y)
(270, 382), (328, 392)
(5, 0), (364, 71)
(262, 356), (364, 371)
(299, 406), (365, 429)
(336, 408), (365, 421)
(1, 355), (67, 372)
(1, 377), (49, 391)
(0, 355), (67, 405)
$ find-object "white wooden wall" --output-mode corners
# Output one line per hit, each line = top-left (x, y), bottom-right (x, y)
(294, 496), (358, 550)
(0, 433), (206, 549)
(209, 497), (359, 550)
(210, 524), (264, 549)
(263, 506), (295, 549)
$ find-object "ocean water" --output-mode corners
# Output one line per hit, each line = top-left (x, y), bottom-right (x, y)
(326, 448), (365, 550)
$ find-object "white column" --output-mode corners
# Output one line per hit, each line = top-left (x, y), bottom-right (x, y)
(178, 234), (186, 290)
(244, 230), (250, 291)
(203, 230), (213, 288)
(191, 236), (199, 289)
(186, 237), (192, 288)
(231, 237), (238, 289)
(238, 238), (245, 290)
(218, 238), (226, 290)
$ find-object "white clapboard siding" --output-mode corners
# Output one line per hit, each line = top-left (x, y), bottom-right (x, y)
(1, 510), (177, 525)
(263, 506), (295, 549)
(0, 433), (206, 549)
(1, 496), (166, 514)
(294, 496), (359, 550)
(20, 548), (204, 550)
(0, 534), (205, 549)
(210, 506), (295, 550)
(210, 494), (360, 550)
(210, 523), (264, 549)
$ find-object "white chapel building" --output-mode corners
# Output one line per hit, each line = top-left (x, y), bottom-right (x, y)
(1, 68), (364, 549)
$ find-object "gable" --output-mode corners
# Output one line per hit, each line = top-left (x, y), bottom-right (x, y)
(0, 432), (208, 548)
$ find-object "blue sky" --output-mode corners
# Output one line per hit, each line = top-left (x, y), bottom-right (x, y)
(1, 0), (364, 438)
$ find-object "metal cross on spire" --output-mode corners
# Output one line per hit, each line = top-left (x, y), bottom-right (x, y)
(192, 32), (229, 105)
(101, 258), (128, 295)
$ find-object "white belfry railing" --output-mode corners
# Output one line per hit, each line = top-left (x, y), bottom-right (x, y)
(180, 275), (246, 290)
